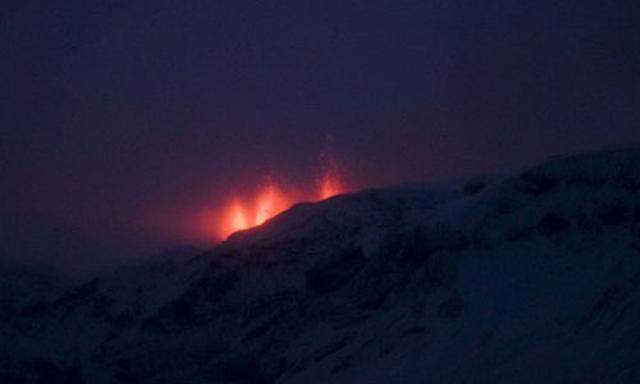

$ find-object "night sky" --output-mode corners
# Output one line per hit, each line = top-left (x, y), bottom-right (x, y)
(2, 1), (639, 271)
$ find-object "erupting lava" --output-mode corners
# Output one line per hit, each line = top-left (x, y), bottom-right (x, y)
(228, 201), (250, 232)
(255, 185), (290, 226)
(318, 167), (343, 200)
(218, 165), (345, 239)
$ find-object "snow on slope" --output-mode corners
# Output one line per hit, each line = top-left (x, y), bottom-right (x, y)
(2, 147), (640, 383)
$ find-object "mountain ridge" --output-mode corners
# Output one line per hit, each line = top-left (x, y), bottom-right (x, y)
(2, 147), (640, 383)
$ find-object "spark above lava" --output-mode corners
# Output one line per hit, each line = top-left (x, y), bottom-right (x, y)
(218, 167), (345, 239)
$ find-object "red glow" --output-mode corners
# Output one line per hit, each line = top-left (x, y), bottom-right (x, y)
(318, 169), (343, 200)
(228, 201), (250, 232)
(255, 184), (289, 225)
(316, 153), (344, 200)
(215, 160), (347, 239)
(218, 184), (293, 239)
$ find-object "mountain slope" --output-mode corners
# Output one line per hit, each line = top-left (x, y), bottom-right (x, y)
(2, 147), (640, 383)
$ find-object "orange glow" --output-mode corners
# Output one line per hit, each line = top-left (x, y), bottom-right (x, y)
(218, 185), (292, 239)
(228, 201), (250, 233)
(215, 159), (347, 239)
(319, 170), (343, 200)
(255, 184), (289, 225)
(318, 156), (344, 200)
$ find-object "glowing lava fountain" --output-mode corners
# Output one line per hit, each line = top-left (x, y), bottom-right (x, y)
(218, 167), (345, 239)
(228, 200), (250, 232)
(318, 167), (343, 200)
(255, 185), (289, 226)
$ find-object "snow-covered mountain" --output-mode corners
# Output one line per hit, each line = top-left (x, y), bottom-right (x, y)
(2, 147), (640, 383)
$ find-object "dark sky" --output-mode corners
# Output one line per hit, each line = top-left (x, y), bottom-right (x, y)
(1, 1), (639, 271)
